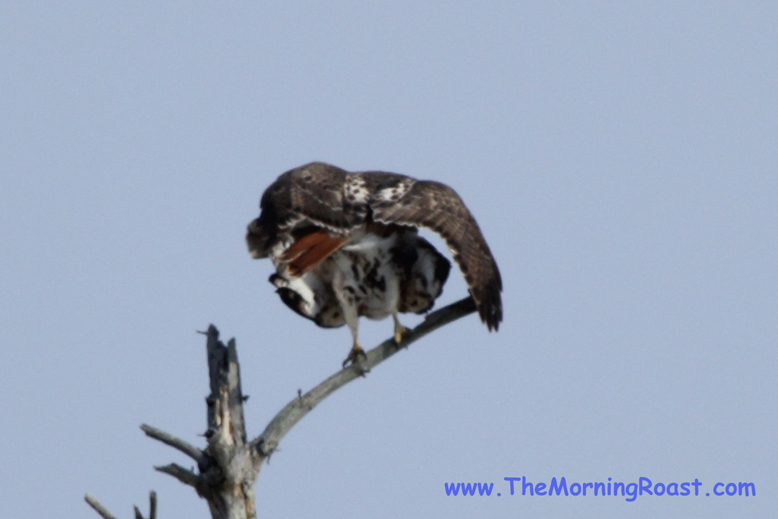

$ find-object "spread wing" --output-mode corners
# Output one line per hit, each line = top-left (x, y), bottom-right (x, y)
(247, 162), (503, 331)
(369, 179), (503, 331)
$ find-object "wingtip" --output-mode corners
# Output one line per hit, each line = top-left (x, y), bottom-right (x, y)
(483, 309), (502, 332)
(477, 289), (503, 332)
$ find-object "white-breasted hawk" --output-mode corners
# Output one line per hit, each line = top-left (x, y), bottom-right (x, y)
(246, 162), (502, 365)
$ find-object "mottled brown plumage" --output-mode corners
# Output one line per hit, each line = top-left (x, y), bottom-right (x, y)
(247, 162), (502, 361)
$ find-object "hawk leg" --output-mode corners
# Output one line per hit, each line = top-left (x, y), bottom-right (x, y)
(333, 270), (368, 370)
(342, 338), (367, 368)
(393, 313), (410, 345)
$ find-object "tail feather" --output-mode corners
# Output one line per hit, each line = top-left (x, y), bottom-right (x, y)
(282, 231), (346, 276)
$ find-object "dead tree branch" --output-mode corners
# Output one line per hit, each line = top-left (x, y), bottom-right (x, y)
(84, 491), (156, 519)
(89, 296), (476, 519)
(84, 495), (117, 519)
(139, 424), (206, 466)
(254, 296), (476, 457)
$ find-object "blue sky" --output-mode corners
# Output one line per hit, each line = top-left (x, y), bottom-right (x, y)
(1, 2), (776, 518)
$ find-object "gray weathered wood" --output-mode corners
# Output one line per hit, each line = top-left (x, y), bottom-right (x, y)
(85, 491), (156, 519)
(139, 424), (206, 466)
(84, 495), (117, 519)
(254, 296), (477, 457)
(88, 296), (477, 518)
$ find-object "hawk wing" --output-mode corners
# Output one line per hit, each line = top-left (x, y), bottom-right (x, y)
(368, 176), (503, 331)
(247, 162), (503, 331)
(246, 163), (366, 258)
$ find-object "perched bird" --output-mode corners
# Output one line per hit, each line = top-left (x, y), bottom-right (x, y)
(246, 162), (502, 366)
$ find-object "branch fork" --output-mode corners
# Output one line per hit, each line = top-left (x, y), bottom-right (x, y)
(89, 296), (477, 519)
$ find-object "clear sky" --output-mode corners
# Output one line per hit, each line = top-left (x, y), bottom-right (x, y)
(1, 2), (776, 518)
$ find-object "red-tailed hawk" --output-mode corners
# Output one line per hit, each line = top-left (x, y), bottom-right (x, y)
(246, 162), (502, 366)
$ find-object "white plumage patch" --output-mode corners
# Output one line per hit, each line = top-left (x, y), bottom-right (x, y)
(344, 174), (370, 204)
(338, 233), (401, 321)
(375, 180), (414, 202)
(267, 225), (449, 339)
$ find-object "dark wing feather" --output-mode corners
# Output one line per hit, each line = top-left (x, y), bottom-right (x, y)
(247, 162), (502, 331)
(247, 162), (366, 258)
(369, 180), (503, 331)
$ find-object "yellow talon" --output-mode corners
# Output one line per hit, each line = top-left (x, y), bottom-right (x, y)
(393, 314), (410, 344)
(342, 340), (367, 368)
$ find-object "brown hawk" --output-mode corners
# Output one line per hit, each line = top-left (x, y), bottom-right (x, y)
(246, 162), (502, 366)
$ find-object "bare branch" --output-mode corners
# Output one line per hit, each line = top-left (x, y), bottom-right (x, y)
(84, 495), (118, 519)
(205, 328), (248, 448)
(149, 491), (157, 519)
(254, 296), (476, 456)
(154, 463), (202, 488)
(124, 297), (475, 518)
(132, 491), (157, 519)
(140, 424), (207, 467)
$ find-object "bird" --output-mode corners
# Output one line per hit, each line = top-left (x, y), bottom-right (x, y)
(246, 162), (502, 367)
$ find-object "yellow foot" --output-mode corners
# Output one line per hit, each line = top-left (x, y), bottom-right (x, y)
(342, 343), (367, 369)
(394, 326), (411, 344)
(393, 315), (410, 345)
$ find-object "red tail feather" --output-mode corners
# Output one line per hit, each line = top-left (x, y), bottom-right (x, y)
(282, 232), (346, 276)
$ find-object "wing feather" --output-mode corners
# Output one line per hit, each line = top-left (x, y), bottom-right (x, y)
(248, 163), (503, 332)
(247, 163), (365, 258)
(369, 180), (503, 330)
(282, 231), (347, 276)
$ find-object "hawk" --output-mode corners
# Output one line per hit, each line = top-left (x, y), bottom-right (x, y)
(246, 162), (502, 366)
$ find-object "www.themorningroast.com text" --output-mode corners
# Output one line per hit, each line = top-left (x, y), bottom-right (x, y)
(444, 477), (755, 502)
